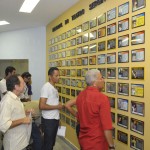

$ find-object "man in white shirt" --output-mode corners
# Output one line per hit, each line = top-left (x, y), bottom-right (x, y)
(0, 75), (32, 150)
(39, 67), (64, 150)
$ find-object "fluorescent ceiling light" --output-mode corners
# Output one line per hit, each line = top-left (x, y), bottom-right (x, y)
(0, 21), (10, 26)
(19, 0), (40, 13)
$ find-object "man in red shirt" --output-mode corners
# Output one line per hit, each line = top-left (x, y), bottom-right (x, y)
(76, 69), (115, 150)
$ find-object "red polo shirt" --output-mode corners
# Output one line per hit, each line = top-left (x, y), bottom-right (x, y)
(76, 86), (112, 150)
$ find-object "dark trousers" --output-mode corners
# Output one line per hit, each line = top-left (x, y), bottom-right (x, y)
(42, 118), (59, 150)
(31, 122), (42, 150)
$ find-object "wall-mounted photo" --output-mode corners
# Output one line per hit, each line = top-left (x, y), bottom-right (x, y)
(70, 59), (76, 66)
(98, 26), (106, 38)
(90, 18), (97, 29)
(97, 54), (106, 64)
(118, 83), (129, 96)
(82, 45), (89, 54)
(107, 7), (116, 21)
(81, 68), (88, 77)
(98, 68), (106, 78)
(61, 33), (66, 40)
(82, 21), (89, 32)
(76, 25), (82, 34)
(111, 112), (115, 123)
(117, 130), (128, 144)
(71, 28), (76, 36)
(132, 12), (145, 28)
(131, 67), (144, 79)
(71, 79), (76, 87)
(66, 30), (71, 38)
(118, 98), (128, 111)
(82, 57), (88, 66)
(132, 0), (146, 12)
(107, 68), (116, 79)
(65, 79), (70, 86)
(118, 18), (129, 32)
(90, 30), (97, 41)
(76, 47), (82, 55)
(83, 33), (89, 43)
(76, 36), (82, 45)
(89, 43), (97, 53)
(107, 38), (116, 50)
(118, 34), (129, 48)
(107, 23), (116, 35)
(89, 55), (96, 65)
(76, 58), (82, 66)
(61, 42), (66, 49)
(130, 118), (144, 135)
(106, 82), (116, 94)
(66, 69), (70, 76)
(97, 13), (106, 25)
(131, 84), (144, 97)
(66, 60), (71, 66)
(131, 48), (145, 62)
(130, 135), (144, 150)
(131, 101), (144, 116)
(118, 2), (129, 17)
(71, 38), (76, 46)
(118, 67), (129, 80)
(77, 69), (81, 77)
(108, 97), (115, 108)
(98, 41), (106, 51)
(107, 52), (116, 64)
(112, 128), (115, 139)
(66, 88), (70, 95)
(70, 49), (76, 56)
(117, 114), (128, 129)
(76, 79), (82, 88)
(70, 69), (76, 77)
(118, 51), (129, 63)
(131, 30), (145, 45)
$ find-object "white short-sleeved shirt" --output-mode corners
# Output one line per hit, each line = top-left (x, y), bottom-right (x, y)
(0, 91), (30, 150)
(0, 78), (7, 99)
(40, 82), (59, 120)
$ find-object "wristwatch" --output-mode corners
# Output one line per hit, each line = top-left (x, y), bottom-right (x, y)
(109, 145), (115, 149)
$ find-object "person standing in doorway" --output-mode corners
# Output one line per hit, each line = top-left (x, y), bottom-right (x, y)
(39, 67), (64, 150)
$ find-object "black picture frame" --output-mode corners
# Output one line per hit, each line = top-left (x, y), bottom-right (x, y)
(81, 68), (88, 77)
(107, 38), (116, 50)
(76, 25), (82, 34)
(131, 31), (145, 45)
(107, 7), (116, 21)
(118, 34), (129, 48)
(118, 67), (129, 80)
(118, 51), (129, 63)
(107, 68), (116, 79)
(89, 43), (97, 53)
(107, 23), (116, 35)
(117, 98), (128, 111)
(111, 112), (115, 123)
(107, 52), (116, 64)
(131, 67), (144, 79)
(118, 2), (129, 17)
(108, 97), (115, 108)
(82, 57), (88, 66)
(131, 84), (144, 97)
(97, 13), (106, 25)
(131, 48), (145, 62)
(76, 36), (82, 45)
(117, 130), (128, 144)
(82, 45), (89, 54)
(90, 18), (97, 29)
(98, 26), (106, 38)
(106, 82), (116, 94)
(132, 0), (146, 12)
(83, 33), (89, 43)
(131, 101), (144, 116)
(118, 83), (129, 96)
(117, 114), (128, 129)
(97, 54), (106, 64)
(82, 21), (89, 32)
(71, 27), (76, 37)
(98, 41), (106, 51)
(90, 30), (97, 41)
(98, 68), (106, 78)
(118, 18), (129, 32)
(89, 55), (96, 65)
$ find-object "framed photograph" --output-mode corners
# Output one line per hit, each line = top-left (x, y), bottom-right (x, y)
(70, 59), (76, 66)
(90, 18), (97, 29)
(76, 58), (82, 66)
(132, 12), (145, 28)
(66, 50), (71, 57)
(66, 69), (70, 76)
(77, 69), (81, 77)
(131, 84), (144, 97)
(76, 47), (82, 55)
(107, 23), (116, 35)
(107, 7), (116, 21)
(117, 114), (128, 129)
(82, 80), (86, 88)
(98, 68), (106, 78)
(70, 69), (76, 77)
(131, 31), (145, 45)
(89, 43), (97, 53)
(62, 87), (66, 94)
(66, 88), (70, 95)
(97, 54), (106, 64)
(82, 45), (89, 54)
(81, 68), (88, 77)
(118, 34), (129, 48)
(108, 97), (115, 108)
(71, 89), (76, 97)
(83, 33), (89, 43)
(118, 130), (128, 144)
(118, 83), (129, 96)
(118, 67), (129, 80)
(107, 38), (116, 50)
(98, 27), (106, 38)
(106, 82), (116, 94)
(118, 2), (129, 17)
(82, 57), (88, 66)
(71, 28), (76, 36)
(118, 18), (129, 32)
(71, 38), (76, 46)
(65, 79), (70, 86)
(61, 42), (66, 49)
(131, 67), (144, 79)
(76, 25), (82, 34)
(82, 21), (89, 32)
(132, 0), (146, 12)
(107, 52), (116, 64)
(111, 112), (115, 123)
(132, 48), (145, 62)
(66, 30), (71, 38)
(98, 41), (106, 51)
(71, 79), (76, 87)
(97, 13), (106, 25)
(131, 101), (144, 116)
(61, 33), (66, 40)
(118, 51), (129, 63)
(70, 49), (76, 56)
(131, 118), (144, 135)
(76, 80), (82, 88)
(90, 30), (97, 41)
(112, 128), (115, 139)
(118, 98), (128, 111)
(89, 55), (96, 65)
(66, 40), (71, 48)
(107, 68), (116, 79)
(130, 135), (144, 150)
(76, 36), (82, 45)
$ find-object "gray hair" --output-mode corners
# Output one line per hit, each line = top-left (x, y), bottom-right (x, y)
(85, 69), (100, 86)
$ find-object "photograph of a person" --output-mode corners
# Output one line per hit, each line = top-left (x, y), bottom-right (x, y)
(118, 83), (129, 96)
(131, 67), (144, 79)
(107, 68), (116, 79)
(83, 33), (89, 43)
(131, 48), (145, 62)
(98, 41), (106, 51)
(76, 25), (82, 34)
(107, 23), (116, 35)
(90, 30), (97, 41)
(97, 13), (106, 25)
(118, 98), (128, 111)
(117, 114), (128, 129)
(118, 51), (129, 63)
(118, 34), (129, 47)
(107, 38), (116, 50)
(97, 54), (106, 64)
(131, 101), (144, 116)
(118, 67), (129, 80)
(82, 21), (89, 31)
(89, 43), (97, 53)
(108, 97), (115, 108)
(107, 52), (116, 64)
(118, 18), (129, 32)
(130, 135), (144, 150)
(98, 26), (106, 38)
(118, 2), (129, 17)
(82, 45), (89, 54)
(89, 55), (96, 65)
(117, 130), (128, 144)
(106, 82), (116, 94)
(132, 0), (145, 12)
(130, 118), (144, 135)
(107, 7), (116, 21)
(90, 18), (97, 29)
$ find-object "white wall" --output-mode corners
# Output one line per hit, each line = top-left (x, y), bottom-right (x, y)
(0, 27), (46, 100)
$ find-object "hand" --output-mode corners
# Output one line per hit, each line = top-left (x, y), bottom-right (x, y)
(25, 108), (35, 116)
(57, 104), (64, 110)
(23, 117), (31, 124)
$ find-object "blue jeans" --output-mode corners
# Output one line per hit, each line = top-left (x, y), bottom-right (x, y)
(42, 118), (59, 150)
(31, 122), (42, 150)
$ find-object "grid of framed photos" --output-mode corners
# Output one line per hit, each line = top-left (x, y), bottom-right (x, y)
(48, 0), (146, 148)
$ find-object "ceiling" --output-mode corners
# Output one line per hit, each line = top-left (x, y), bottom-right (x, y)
(0, 0), (79, 33)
